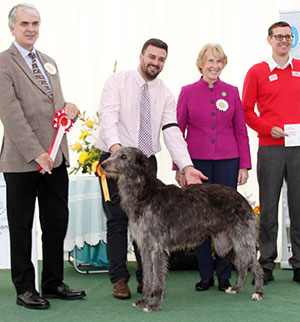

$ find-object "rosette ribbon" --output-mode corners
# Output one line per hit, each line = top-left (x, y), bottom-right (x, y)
(38, 109), (73, 174)
(96, 162), (111, 202)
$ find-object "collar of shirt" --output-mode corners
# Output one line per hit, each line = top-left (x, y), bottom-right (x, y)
(13, 41), (52, 89)
(265, 56), (293, 72)
(134, 68), (159, 90)
(199, 76), (221, 88)
(13, 40), (37, 68)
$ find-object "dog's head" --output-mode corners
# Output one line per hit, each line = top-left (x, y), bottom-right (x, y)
(101, 147), (154, 179)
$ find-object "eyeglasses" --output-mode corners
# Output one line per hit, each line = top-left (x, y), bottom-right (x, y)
(271, 34), (294, 41)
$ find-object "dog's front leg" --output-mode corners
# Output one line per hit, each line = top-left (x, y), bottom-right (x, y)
(132, 250), (152, 309)
(143, 249), (168, 312)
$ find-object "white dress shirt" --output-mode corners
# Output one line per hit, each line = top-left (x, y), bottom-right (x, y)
(95, 69), (193, 171)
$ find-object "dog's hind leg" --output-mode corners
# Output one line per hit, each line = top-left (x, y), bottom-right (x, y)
(225, 265), (248, 294)
(251, 257), (264, 301)
(216, 248), (235, 277)
(225, 247), (249, 294)
(214, 232), (234, 278)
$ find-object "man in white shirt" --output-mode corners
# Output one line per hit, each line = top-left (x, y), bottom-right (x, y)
(95, 38), (207, 299)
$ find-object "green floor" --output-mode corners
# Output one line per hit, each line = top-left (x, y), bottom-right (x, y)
(0, 262), (299, 322)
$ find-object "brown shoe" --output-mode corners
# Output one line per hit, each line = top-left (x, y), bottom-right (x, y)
(137, 282), (143, 294)
(113, 279), (131, 299)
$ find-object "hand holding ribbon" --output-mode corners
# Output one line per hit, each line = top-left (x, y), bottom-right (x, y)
(64, 102), (79, 121)
(37, 109), (74, 174)
(35, 152), (53, 174)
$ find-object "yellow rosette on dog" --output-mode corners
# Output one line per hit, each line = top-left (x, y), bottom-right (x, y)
(96, 162), (111, 202)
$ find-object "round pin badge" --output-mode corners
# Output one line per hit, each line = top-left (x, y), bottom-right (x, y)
(216, 99), (229, 112)
(44, 62), (57, 75)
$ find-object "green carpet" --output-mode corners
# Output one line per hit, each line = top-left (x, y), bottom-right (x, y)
(0, 262), (299, 322)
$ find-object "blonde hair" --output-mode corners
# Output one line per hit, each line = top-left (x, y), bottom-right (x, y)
(196, 43), (228, 74)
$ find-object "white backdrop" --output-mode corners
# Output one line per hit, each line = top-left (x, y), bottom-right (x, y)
(1, 0), (300, 261)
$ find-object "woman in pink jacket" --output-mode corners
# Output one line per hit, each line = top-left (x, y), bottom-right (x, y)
(174, 43), (251, 292)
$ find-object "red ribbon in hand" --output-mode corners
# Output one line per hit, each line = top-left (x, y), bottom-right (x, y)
(38, 109), (73, 173)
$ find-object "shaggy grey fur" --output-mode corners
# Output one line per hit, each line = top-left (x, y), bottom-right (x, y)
(101, 147), (264, 312)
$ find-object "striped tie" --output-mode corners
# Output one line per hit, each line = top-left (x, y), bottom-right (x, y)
(138, 83), (153, 157)
(28, 52), (53, 99)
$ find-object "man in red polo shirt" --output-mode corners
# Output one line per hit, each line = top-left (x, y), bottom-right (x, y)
(243, 21), (300, 285)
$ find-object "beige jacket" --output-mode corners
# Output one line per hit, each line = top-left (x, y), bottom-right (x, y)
(0, 44), (69, 172)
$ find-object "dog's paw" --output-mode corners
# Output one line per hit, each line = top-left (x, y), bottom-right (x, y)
(133, 299), (147, 308)
(143, 304), (160, 313)
(225, 287), (237, 294)
(251, 293), (263, 301)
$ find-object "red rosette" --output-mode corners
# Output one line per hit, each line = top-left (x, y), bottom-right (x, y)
(52, 109), (73, 132)
(37, 109), (74, 173)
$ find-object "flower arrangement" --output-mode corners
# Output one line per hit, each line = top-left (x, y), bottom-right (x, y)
(69, 60), (118, 175)
(69, 111), (101, 175)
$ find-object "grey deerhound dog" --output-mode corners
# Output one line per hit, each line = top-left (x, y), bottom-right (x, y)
(101, 147), (264, 312)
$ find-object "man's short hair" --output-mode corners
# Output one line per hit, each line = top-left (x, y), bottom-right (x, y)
(268, 21), (292, 36)
(141, 38), (168, 54)
(8, 3), (40, 28)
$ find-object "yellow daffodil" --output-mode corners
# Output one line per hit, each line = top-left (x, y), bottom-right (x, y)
(69, 111), (101, 175)
(85, 119), (95, 128)
(72, 142), (82, 151)
(78, 151), (89, 164)
(79, 131), (89, 140)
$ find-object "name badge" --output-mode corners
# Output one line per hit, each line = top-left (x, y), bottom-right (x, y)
(269, 74), (278, 82)
(292, 71), (300, 77)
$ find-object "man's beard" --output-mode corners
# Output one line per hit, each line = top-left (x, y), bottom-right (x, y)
(141, 63), (161, 80)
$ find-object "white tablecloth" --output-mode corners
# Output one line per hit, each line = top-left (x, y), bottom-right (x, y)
(64, 176), (107, 252)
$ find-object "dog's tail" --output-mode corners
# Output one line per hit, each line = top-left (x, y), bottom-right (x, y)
(216, 248), (235, 277)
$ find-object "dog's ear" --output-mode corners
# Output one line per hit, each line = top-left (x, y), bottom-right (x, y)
(135, 149), (155, 176)
(135, 150), (147, 167)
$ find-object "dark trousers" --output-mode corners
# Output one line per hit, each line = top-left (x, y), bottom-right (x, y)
(99, 153), (157, 284)
(4, 163), (69, 295)
(192, 158), (239, 280)
(257, 145), (300, 270)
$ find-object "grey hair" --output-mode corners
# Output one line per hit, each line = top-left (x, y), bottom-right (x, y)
(8, 3), (40, 28)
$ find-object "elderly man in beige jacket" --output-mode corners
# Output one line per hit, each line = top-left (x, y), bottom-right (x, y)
(0, 3), (85, 309)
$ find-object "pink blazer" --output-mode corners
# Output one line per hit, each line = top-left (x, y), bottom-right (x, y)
(174, 77), (251, 169)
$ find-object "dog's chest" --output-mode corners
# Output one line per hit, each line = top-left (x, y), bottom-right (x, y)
(128, 214), (165, 243)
